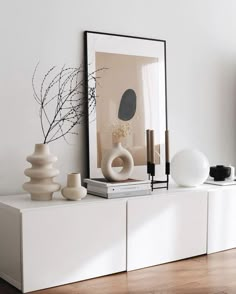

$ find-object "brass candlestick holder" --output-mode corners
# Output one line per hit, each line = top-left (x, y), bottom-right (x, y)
(146, 129), (170, 191)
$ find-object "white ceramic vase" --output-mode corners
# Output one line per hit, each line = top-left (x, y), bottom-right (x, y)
(101, 142), (134, 181)
(61, 173), (87, 201)
(23, 143), (60, 201)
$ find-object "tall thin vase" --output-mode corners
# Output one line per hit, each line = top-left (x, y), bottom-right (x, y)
(23, 143), (60, 200)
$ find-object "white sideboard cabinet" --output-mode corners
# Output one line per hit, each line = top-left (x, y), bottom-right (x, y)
(1, 185), (236, 293)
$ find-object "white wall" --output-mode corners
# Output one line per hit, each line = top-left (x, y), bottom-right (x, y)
(0, 0), (235, 195)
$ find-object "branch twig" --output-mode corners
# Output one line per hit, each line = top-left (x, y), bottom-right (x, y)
(32, 64), (105, 144)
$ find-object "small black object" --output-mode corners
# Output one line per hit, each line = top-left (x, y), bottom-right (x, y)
(210, 165), (231, 181)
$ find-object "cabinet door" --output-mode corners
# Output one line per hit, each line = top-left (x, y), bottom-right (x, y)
(127, 191), (207, 271)
(0, 206), (21, 290)
(208, 188), (236, 254)
(22, 200), (126, 293)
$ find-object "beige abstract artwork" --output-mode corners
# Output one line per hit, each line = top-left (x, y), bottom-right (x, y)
(95, 52), (161, 168)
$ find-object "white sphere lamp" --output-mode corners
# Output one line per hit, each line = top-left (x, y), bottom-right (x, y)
(171, 149), (209, 187)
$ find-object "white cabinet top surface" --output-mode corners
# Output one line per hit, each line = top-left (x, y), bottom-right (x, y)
(0, 184), (235, 212)
(0, 193), (106, 212)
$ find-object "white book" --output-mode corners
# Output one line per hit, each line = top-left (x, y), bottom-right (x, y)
(205, 179), (236, 186)
(87, 187), (151, 199)
(84, 178), (151, 188)
(86, 183), (151, 194)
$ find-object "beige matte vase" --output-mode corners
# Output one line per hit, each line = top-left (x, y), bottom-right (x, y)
(23, 143), (60, 201)
(101, 142), (134, 181)
(61, 173), (87, 201)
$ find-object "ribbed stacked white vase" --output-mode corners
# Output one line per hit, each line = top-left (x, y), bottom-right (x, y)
(23, 143), (60, 201)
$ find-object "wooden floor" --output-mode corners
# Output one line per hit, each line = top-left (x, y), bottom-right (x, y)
(2, 249), (236, 294)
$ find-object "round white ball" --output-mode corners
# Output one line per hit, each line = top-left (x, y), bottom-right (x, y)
(171, 149), (209, 187)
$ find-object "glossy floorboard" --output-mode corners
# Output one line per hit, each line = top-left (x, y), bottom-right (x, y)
(1, 249), (236, 294)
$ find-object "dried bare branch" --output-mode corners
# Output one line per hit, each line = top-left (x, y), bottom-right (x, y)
(32, 64), (105, 144)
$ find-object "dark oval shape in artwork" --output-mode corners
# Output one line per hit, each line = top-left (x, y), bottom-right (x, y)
(118, 89), (137, 121)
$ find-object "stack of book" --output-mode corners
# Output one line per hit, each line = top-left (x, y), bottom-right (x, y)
(84, 178), (151, 199)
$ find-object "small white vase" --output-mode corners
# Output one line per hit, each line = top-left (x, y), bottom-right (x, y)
(23, 143), (60, 201)
(61, 173), (87, 201)
(101, 142), (134, 181)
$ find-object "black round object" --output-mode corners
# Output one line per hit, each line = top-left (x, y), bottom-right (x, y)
(209, 165), (231, 181)
(118, 89), (137, 121)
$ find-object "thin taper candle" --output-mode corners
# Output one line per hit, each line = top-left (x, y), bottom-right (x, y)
(146, 129), (151, 163)
(150, 130), (155, 164)
(165, 130), (169, 162)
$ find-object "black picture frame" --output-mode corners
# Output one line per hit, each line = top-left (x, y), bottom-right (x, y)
(84, 31), (169, 183)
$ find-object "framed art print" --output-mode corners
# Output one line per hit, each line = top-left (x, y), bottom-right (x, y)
(84, 31), (168, 180)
